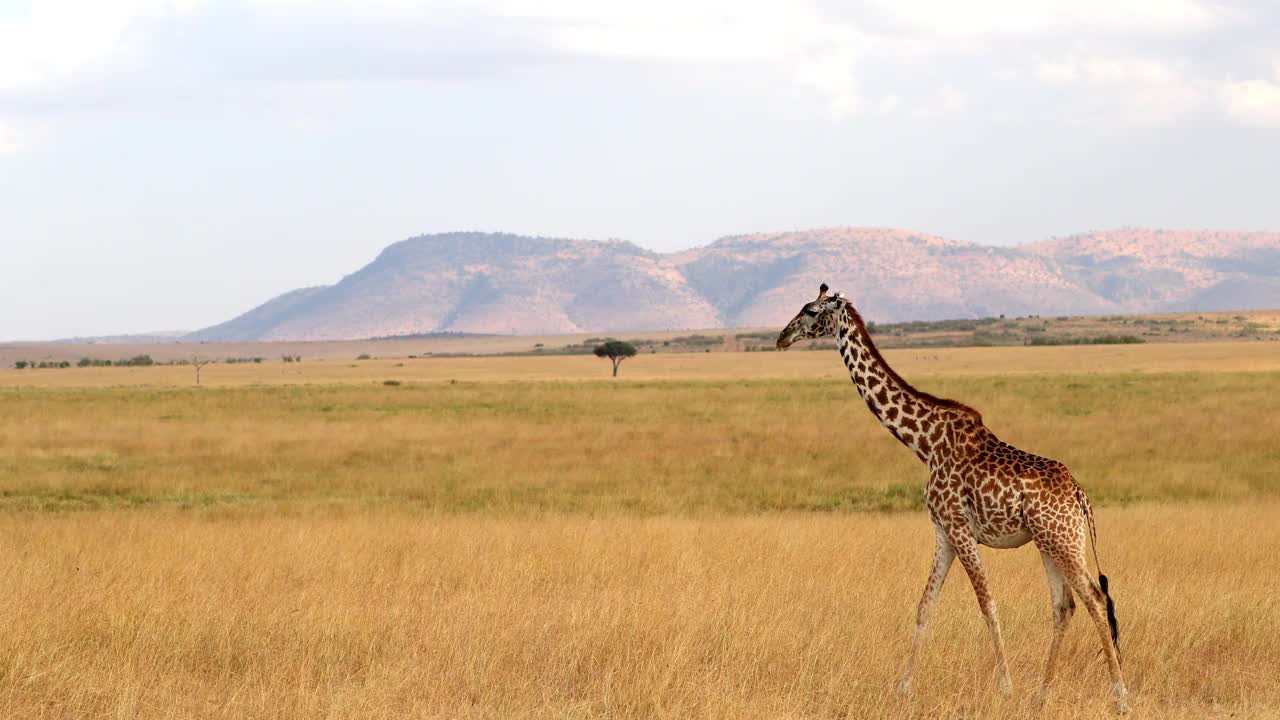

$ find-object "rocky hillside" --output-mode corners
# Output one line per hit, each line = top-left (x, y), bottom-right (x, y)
(1025, 229), (1280, 313)
(189, 228), (1280, 340)
(191, 233), (719, 341)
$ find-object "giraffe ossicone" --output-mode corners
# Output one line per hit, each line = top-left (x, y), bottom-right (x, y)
(777, 284), (1130, 714)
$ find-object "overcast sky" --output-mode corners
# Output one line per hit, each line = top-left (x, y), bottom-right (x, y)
(2, 0), (1279, 339)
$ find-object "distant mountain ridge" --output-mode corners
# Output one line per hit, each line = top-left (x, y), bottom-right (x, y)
(187, 228), (1280, 341)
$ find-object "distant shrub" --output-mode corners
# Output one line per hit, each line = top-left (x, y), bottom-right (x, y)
(356, 354), (371, 360)
(670, 334), (723, 347)
(1027, 335), (1145, 346)
(383, 380), (402, 386)
(14, 360), (28, 369)
(69, 355), (155, 367)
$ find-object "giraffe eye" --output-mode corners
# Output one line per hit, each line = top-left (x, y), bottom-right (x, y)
(803, 306), (818, 317)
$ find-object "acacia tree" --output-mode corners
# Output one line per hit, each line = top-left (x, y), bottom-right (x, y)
(192, 355), (211, 386)
(593, 340), (637, 377)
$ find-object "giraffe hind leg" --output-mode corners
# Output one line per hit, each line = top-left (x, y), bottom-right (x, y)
(1060, 556), (1130, 714)
(1037, 550), (1075, 706)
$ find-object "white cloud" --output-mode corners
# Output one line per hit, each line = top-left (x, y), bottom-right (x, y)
(498, 1), (824, 62)
(0, 121), (20, 154)
(492, 1), (874, 117)
(1030, 55), (1203, 124)
(873, 0), (1220, 37)
(0, 117), (50, 154)
(1082, 56), (1203, 120)
(1036, 60), (1079, 85)
(0, 0), (206, 94)
(0, 0), (879, 121)
(1222, 66), (1280, 127)
(0, 0), (1271, 134)
(795, 46), (861, 118)
(937, 85), (969, 113)
(1083, 57), (1174, 84)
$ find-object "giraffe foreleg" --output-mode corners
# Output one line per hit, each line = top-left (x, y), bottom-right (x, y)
(896, 525), (955, 696)
(1037, 550), (1075, 706)
(947, 527), (1014, 695)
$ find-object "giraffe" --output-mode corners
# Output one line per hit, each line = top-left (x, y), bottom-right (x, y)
(776, 284), (1129, 714)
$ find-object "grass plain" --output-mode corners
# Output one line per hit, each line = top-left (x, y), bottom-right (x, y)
(2, 341), (1279, 718)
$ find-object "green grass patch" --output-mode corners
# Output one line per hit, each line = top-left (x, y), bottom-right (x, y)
(1, 372), (1278, 514)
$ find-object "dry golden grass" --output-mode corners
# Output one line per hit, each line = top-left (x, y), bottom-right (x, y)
(2, 504), (1277, 719)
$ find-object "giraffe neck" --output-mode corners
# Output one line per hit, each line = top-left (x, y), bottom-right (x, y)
(833, 305), (957, 466)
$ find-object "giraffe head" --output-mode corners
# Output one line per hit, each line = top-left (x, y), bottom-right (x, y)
(776, 283), (846, 349)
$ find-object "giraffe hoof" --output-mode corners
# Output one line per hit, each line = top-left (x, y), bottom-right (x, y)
(896, 678), (912, 697)
(1114, 684), (1131, 714)
(1036, 687), (1051, 707)
(997, 675), (1013, 696)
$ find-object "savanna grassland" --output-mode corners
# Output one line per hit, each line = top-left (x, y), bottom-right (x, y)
(2, 343), (1279, 719)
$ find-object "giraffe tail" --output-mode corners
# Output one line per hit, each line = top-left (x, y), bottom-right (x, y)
(1078, 488), (1121, 661)
(1099, 572), (1120, 655)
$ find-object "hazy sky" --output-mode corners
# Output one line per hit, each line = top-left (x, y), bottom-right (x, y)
(2, 0), (1279, 339)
